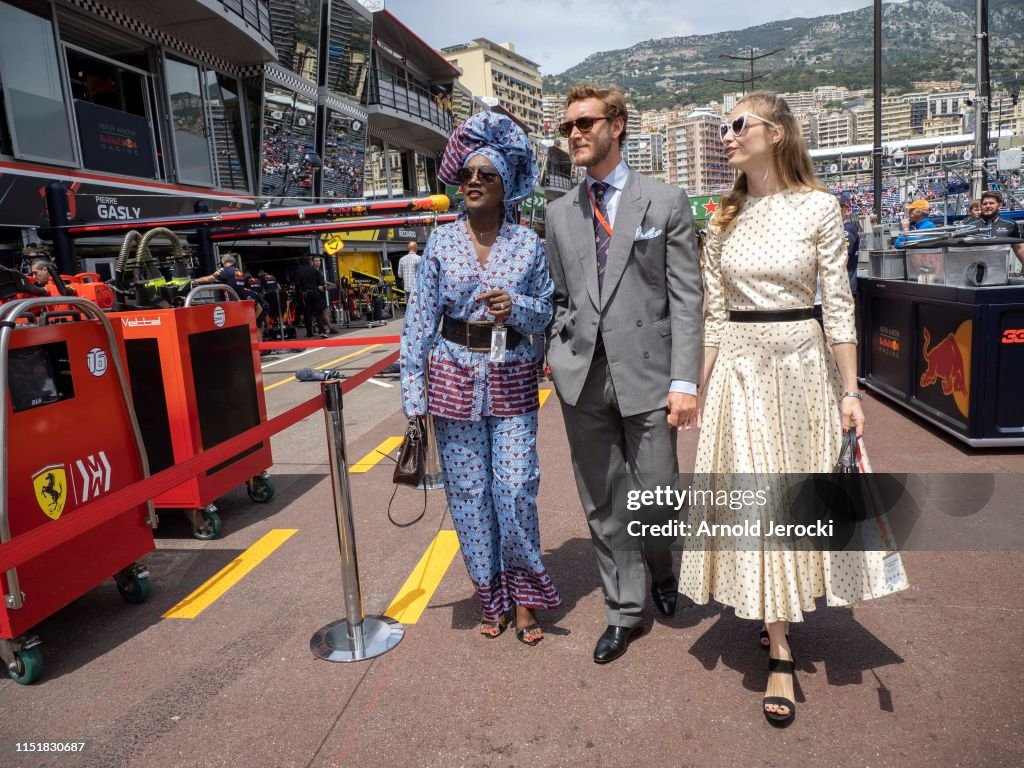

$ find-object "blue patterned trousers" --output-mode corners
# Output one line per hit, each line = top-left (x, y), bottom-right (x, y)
(434, 412), (561, 620)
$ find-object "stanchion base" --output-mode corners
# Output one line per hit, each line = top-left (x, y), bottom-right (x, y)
(310, 616), (404, 662)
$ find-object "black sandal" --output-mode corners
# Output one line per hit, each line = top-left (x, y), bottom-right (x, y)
(763, 657), (797, 724)
(477, 614), (510, 638)
(516, 623), (543, 646)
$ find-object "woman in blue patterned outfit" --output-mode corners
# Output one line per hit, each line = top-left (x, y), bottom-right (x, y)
(400, 112), (560, 645)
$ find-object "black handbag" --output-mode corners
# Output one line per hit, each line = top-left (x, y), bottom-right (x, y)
(836, 427), (859, 474)
(832, 428), (908, 594)
(387, 416), (430, 527)
(393, 416), (428, 487)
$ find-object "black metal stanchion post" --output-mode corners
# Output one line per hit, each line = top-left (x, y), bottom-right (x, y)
(310, 380), (404, 662)
(44, 182), (77, 275)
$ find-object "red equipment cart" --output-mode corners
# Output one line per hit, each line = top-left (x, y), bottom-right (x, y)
(1, 297), (156, 684)
(109, 285), (274, 540)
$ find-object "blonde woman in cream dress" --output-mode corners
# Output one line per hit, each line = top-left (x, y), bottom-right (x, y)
(680, 92), (904, 726)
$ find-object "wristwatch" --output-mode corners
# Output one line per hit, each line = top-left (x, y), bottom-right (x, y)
(842, 391), (864, 400)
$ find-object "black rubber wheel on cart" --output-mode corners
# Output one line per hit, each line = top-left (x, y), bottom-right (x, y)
(247, 475), (275, 503)
(117, 572), (152, 604)
(192, 509), (221, 540)
(8, 646), (43, 685)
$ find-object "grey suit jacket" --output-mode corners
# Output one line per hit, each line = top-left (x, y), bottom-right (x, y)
(545, 170), (703, 417)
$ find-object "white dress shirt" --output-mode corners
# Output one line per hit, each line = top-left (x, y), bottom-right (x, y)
(585, 160), (630, 228)
(586, 161), (698, 398)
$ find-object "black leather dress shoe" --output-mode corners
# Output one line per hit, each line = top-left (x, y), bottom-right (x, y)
(651, 576), (679, 617)
(593, 625), (644, 664)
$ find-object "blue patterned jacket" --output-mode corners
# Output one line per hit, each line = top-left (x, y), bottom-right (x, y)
(400, 218), (553, 420)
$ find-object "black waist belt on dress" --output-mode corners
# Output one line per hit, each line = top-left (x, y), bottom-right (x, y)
(728, 308), (817, 323)
(441, 316), (522, 352)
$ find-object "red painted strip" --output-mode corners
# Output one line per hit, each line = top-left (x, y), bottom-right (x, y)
(340, 349), (399, 393)
(0, 158), (254, 201)
(258, 335), (400, 350)
(209, 212), (458, 240)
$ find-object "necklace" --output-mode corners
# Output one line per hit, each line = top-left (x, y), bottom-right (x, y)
(468, 219), (501, 239)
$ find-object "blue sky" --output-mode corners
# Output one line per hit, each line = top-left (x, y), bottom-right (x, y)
(383, 1), (908, 75)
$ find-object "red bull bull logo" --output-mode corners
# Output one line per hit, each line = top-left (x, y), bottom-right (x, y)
(919, 321), (971, 418)
(411, 194), (451, 213)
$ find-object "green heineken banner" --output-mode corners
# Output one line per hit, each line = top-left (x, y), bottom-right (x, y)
(521, 191), (546, 214)
(690, 194), (721, 223)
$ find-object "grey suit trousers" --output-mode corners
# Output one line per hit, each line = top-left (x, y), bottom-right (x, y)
(560, 352), (677, 628)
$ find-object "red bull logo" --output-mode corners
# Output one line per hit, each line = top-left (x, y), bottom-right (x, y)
(879, 337), (900, 353)
(919, 321), (971, 417)
(412, 194), (451, 213)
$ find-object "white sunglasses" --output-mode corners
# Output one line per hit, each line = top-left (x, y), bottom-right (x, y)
(720, 112), (778, 140)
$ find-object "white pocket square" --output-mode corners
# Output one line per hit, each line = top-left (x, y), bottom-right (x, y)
(634, 225), (662, 241)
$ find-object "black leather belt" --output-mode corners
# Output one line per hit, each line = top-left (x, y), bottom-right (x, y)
(442, 316), (522, 352)
(728, 308), (816, 323)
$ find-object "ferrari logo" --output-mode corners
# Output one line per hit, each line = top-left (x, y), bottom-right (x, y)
(32, 465), (67, 520)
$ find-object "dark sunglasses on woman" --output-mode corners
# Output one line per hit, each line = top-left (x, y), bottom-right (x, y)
(719, 112), (778, 141)
(557, 116), (609, 138)
(457, 166), (501, 184)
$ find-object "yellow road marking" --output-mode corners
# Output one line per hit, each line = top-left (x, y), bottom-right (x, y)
(350, 436), (404, 473)
(538, 389), (553, 408)
(263, 344), (381, 392)
(384, 530), (461, 624)
(163, 529), (298, 619)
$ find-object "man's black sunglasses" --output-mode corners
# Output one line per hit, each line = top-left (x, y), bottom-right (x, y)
(557, 116), (609, 138)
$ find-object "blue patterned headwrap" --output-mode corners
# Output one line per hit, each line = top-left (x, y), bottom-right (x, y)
(438, 111), (539, 216)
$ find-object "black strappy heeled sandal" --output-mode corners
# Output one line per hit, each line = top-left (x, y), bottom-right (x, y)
(763, 657), (797, 725)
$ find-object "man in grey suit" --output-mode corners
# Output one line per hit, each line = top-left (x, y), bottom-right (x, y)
(545, 84), (703, 663)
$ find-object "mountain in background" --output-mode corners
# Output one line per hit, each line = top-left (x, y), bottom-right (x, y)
(543, 0), (1024, 108)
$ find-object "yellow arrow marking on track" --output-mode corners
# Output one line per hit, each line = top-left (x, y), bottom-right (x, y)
(350, 436), (404, 473)
(162, 529), (298, 619)
(384, 530), (461, 624)
(538, 389), (553, 408)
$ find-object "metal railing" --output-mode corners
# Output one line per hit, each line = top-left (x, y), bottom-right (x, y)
(218, 0), (274, 45)
(543, 169), (573, 191)
(365, 70), (453, 136)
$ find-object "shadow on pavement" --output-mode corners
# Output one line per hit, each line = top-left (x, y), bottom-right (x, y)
(685, 599), (905, 708)
(16, 546), (244, 683)
(429, 537), (603, 635)
(153, 471), (328, 539)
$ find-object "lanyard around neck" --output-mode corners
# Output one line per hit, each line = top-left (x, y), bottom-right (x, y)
(586, 182), (614, 238)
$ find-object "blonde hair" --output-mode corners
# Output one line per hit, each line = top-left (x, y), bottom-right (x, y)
(565, 84), (629, 148)
(712, 91), (824, 231)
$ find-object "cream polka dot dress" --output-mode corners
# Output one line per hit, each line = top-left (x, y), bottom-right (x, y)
(678, 188), (906, 623)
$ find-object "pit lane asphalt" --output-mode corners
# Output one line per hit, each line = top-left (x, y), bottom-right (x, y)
(0, 315), (1022, 768)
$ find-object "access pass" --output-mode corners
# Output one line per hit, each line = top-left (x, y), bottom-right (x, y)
(490, 325), (507, 363)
